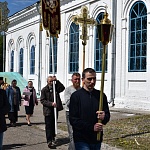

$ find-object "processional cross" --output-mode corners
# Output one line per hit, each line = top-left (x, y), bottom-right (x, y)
(73, 6), (96, 70)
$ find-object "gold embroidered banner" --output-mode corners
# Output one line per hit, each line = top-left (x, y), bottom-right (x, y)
(41, 0), (61, 36)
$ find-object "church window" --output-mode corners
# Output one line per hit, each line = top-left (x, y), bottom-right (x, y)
(94, 12), (107, 72)
(19, 48), (23, 75)
(10, 50), (14, 72)
(129, 1), (147, 72)
(49, 37), (57, 74)
(69, 22), (79, 73)
(30, 45), (35, 74)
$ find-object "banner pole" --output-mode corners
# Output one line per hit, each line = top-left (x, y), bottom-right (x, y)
(50, 36), (58, 135)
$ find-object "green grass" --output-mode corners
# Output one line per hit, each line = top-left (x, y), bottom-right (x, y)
(58, 122), (68, 131)
(103, 115), (150, 150)
(57, 115), (150, 149)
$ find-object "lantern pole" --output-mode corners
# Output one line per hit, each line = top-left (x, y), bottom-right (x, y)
(97, 7), (114, 140)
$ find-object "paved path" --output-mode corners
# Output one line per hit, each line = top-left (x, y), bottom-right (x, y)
(3, 102), (142, 150)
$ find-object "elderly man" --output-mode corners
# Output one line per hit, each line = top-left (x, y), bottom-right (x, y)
(40, 76), (65, 148)
(64, 73), (81, 150)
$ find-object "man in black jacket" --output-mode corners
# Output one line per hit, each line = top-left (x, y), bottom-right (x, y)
(40, 76), (65, 148)
(0, 77), (10, 149)
(69, 68), (110, 150)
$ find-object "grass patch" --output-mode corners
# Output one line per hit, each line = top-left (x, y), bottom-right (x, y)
(103, 115), (150, 150)
(57, 115), (150, 149)
(58, 122), (68, 131)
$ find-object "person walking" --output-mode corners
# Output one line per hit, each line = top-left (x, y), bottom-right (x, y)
(69, 68), (110, 150)
(40, 76), (65, 148)
(6, 79), (21, 127)
(22, 81), (38, 126)
(64, 73), (81, 150)
(0, 77), (10, 150)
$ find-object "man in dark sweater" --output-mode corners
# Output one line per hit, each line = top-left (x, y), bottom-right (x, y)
(69, 68), (110, 150)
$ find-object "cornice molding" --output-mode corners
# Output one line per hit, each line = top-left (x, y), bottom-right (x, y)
(8, 3), (39, 27)
(60, 0), (75, 6)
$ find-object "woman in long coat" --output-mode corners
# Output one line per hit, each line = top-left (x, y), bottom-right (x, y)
(6, 79), (21, 127)
(22, 81), (38, 126)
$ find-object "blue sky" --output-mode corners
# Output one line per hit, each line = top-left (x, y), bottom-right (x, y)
(1, 0), (38, 16)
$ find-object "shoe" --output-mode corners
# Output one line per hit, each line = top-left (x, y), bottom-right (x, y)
(52, 140), (56, 146)
(52, 138), (56, 146)
(28, 123), (32, 126)
(47, 141), (52, 148)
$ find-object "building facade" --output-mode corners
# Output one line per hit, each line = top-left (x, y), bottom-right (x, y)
(5, 0), (150, 110)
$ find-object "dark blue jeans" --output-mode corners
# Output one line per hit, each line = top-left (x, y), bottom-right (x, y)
(75, 142), (101, 150)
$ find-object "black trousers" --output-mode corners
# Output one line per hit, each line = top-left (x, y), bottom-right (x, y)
(8, 105), (18, 123)
(45, 110), (58, 143)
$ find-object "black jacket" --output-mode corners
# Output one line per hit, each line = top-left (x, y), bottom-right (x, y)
(40, 80), (65, 116)
(69, 88), (110, 144)
(0, 89), (10, 133)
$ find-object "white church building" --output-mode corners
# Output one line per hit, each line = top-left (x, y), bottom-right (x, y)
(5, 0), (150, 111)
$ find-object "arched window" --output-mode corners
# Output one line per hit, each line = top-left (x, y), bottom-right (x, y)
(49, 37), (57, 74)
(129, 1), (147, 72)
(94, 12), (107, 72)
(10, 50), (14, 72)
(30, 45), (35, 74)
(19, 48), (23, 75)
(69, 22), (79, 73)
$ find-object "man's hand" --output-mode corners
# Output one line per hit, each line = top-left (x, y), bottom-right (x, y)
(52, 76), (57, 81)
(94, 123), (103, 132)
(96, 111), (105, 120)
(52, 102), (57, 107)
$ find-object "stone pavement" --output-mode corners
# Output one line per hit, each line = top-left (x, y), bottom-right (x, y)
(3, 102), (149, 150)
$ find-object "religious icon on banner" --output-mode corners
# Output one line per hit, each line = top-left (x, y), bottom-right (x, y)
(41, 0), (61, 36)
(45, 0), (58, 12)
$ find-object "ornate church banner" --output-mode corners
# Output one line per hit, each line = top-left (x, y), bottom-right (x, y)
(41, 0), (61, 36)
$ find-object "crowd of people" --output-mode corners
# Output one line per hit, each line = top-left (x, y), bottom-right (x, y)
(0, 68), (110, 150)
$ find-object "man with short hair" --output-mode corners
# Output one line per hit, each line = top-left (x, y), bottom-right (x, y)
(64, 73), (81, 150)
(69, 68), (110, 150)
(40, 76), (65, 148)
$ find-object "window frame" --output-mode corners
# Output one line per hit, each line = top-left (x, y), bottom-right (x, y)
(69, 22), (79, 73)
(128, 1), (147, 72)
(30, 45), (35, 75)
